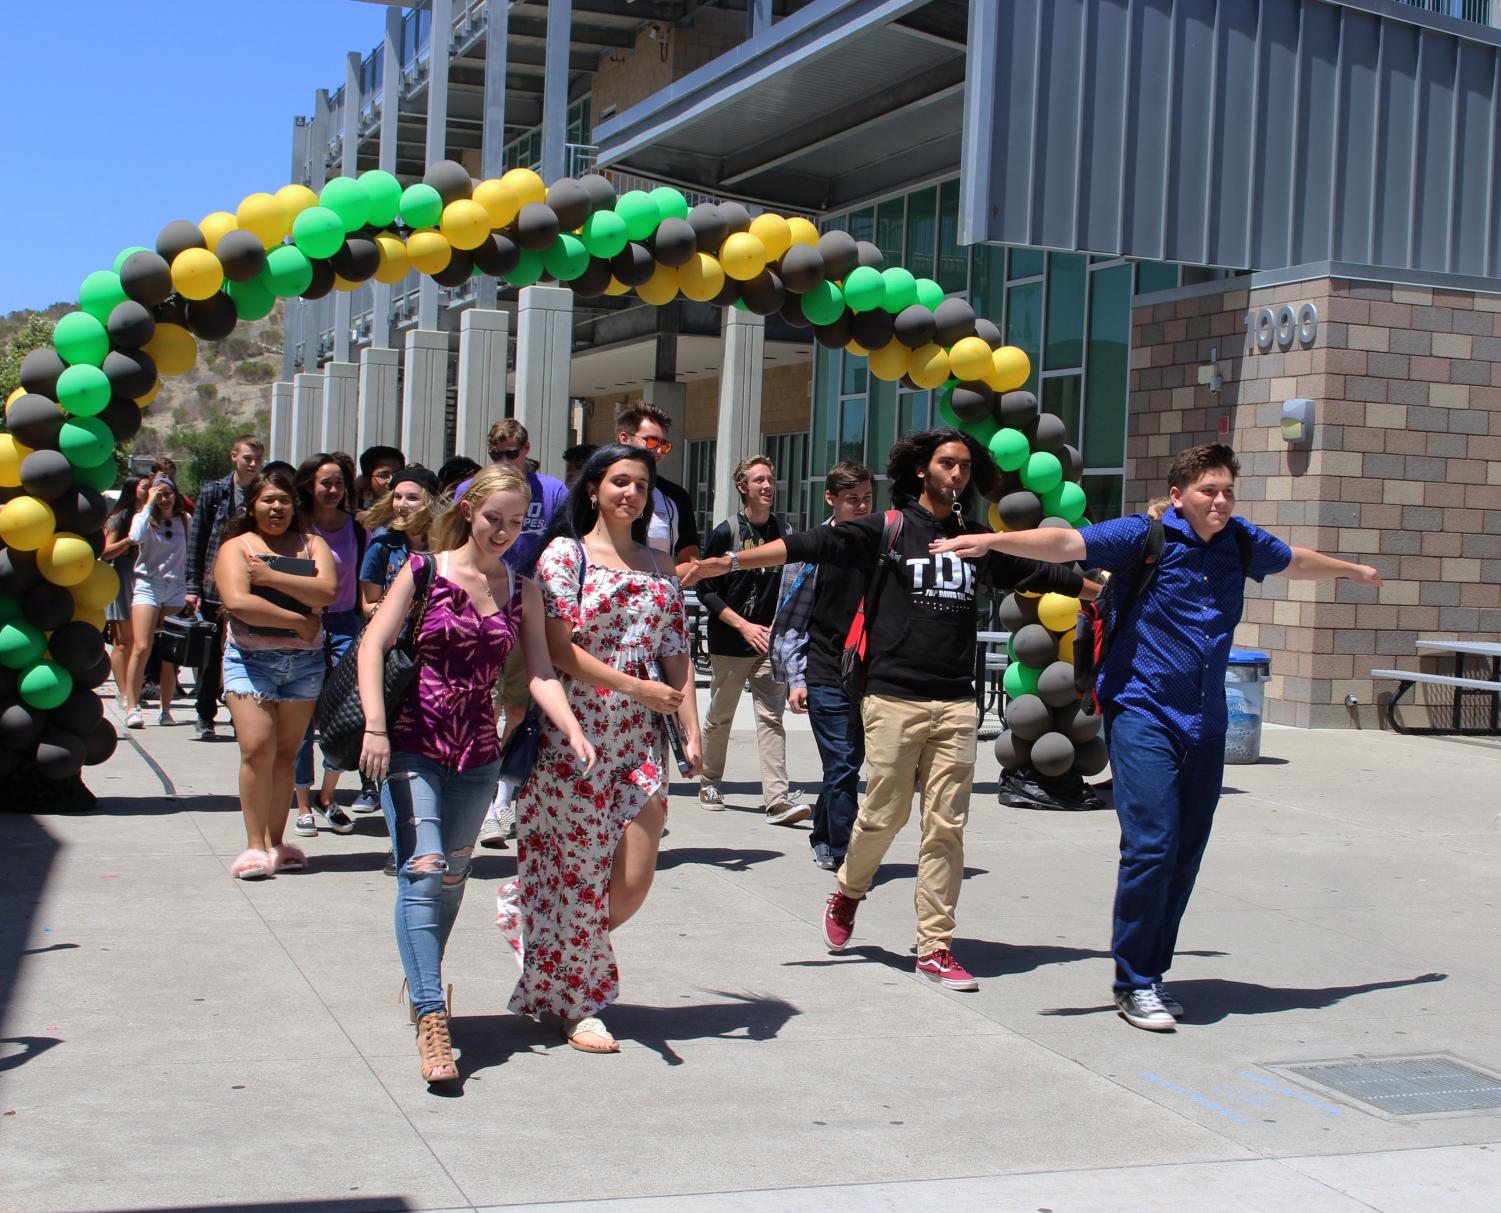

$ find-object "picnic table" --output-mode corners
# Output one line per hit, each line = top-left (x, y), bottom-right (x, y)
(681, 590), (710, 676)
(975, 629), (1011, 739)
(1372, 638), (1501, 735)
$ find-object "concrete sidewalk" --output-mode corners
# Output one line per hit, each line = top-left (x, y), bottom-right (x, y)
(3, 688), (1500, 1212)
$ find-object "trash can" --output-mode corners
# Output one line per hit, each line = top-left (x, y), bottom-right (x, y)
(1224, 649), (1271, 764)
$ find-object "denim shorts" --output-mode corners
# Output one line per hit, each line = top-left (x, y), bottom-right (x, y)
(132, 575), (185, 610)
(221, 642), (325, 703)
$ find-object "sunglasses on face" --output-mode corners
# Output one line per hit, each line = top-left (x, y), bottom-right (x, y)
(490, 448), (522, 461)
(637, 435), (672, 454)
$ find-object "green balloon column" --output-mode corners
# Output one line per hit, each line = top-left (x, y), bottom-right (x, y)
(2, 160), (1060, 781)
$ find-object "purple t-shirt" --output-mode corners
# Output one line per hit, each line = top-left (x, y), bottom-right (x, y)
(313, 515), (359, 614)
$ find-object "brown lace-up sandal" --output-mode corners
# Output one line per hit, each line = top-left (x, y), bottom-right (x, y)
(416, 1011), (458, 1084)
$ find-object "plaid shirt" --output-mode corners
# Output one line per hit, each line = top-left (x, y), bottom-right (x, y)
(185, 474), (243, 602)
(768, 522), (829, 689)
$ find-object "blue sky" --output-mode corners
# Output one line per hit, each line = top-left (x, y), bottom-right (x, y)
(1, 1), (390, 315)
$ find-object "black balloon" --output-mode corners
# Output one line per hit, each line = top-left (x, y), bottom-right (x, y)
(120, 250), (175, 306)
(975, 317), (1002, 347)
(48, 621), (108, 673)
(87, 529), (107, 557)
(301, 260), (336, 300)
(1073, 734), (1109, 776)
(740, 269), (786, 316)
(1060, 444), (1084, 483)
(51, 486), (108, 535)
(1032, 412), (1068, 456)
(778, 243), (825, 293)
(949, 383), (994, 424)
(0, 665), (14, 700)
(687, 203), (729, 254)
(424, 159), (473, 205)
(6, 393), (65, 449)
(107, 300), (156, 348)
(999, 490), (1045, 532)
(577, 173), (617, 213)
(432, 247), (475, 287)
(992, 729), (1032, 770)
(855, 240), (886, 271)
(893, 303), (937, 349)
(51, 685), (103, 735)
(34, 730), (86, 781)
(997, 468), (1024, 496)
(472, 233), (520, 278)
(815, 230), (859, 280)
(812, 313), (853, 348)
(998, 390), (1040, 430)
(516, 203), (561, 251)
(216, 229), (267, 282)
(102, 348), (158, 398)
(154, 296), (187, 327)
(0, 703), (49, 752)
(609, 243), (656, 287)
(18, 348), (66, 399)
(999, 592), (1040, 631)
(570, 258), (615, 298)
(100, 396), (144, 444)
(78, 652), (113, 689)
(849, 307), (894, 349)
(156, 219), (206, 263)
(331, 238), (381, 283)
(1037, 661), (1079, 708)
(0, 749), (18, 778)
(546, 178), (591, 231)
(81, 717), (119, 766)
(1040, 516), (1073, 531)
(0, 548), (40, 595)
(19, 450), (73, 502)
(650, 218), (697, 268)
(1060, 705), (1103, 744)
(932, 297), (977, 345)
(779, 294), (811, 328)
(710, 277), (742, 308)
(1011, 623), (1057, 670)
(718, 202), (753, 235)
(1030, 731), (1075, 778)
(1005, 694), (1053, 742)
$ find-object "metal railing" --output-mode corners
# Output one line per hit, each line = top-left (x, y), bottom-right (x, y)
(1396, 0), (1496, 25)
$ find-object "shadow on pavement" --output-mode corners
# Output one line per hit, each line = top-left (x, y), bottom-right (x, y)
(0, 811), (60, 1054)
(658, 846), (782, 873)
(0, 1035), (62, 1074)
(78, 1202), (414, 1213)
(93, 793), (241, 816)
(870, 863), (990, 889)
(605, 990), (802, 1065)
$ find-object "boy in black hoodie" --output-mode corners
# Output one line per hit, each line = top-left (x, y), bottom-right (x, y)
(689, 428), (1088, 989)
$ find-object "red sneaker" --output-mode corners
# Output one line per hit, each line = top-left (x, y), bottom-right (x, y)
(822, 891), (859, 950)
(915, 949), (979, 991)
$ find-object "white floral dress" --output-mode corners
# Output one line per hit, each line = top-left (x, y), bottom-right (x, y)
(507, 538), (689, 1019)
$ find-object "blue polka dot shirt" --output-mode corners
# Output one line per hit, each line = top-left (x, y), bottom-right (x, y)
(1078, 507), (1292, 744)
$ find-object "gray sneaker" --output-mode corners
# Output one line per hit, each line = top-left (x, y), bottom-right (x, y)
(478, 815), (509, 850)
(766, 798), (811, 827)
(1115, 987), (1177, 1031)
(316, 801), (355, 835)
(698, 785), (725, 810)
(193, 719), (216, 741)
(1152, 982), (1185, 1020)
(293, 811), (317, 838)
(811, 843), (837, 871)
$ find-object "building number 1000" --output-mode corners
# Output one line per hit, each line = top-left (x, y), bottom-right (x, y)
(1244, 303), (1318, 353)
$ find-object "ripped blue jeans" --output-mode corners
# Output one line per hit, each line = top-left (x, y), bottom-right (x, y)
(381, 751), (501, 1020)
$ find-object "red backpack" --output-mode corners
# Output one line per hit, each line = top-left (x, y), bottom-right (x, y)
(839, 509), (904, 700)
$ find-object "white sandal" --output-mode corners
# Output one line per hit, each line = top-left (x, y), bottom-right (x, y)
(563, 1016), (619, 1054)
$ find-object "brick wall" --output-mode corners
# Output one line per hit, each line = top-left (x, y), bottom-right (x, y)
(580, 361), (812, 446)
(592, 9), (743, 125)
(1129, 276), (1501, 728)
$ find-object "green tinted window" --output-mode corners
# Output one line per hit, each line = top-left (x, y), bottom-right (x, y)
(876, 199), (904, 265)
(1136, 261), (1179, 294)
(905, 187), (936, 280)
(937, 179), (966, 293)
(1006, 280), (1042, 398)
(1043, 375), (1082, 443)
(823, 214), (848, 232)
(839, 396), (866, 464)
(849, 207), (875, 243)
(1084, 263), (1131, 468)
(1045, 252), (1086, 370)
(972, 245), (1005, 328)
(812, 346), (838, 474)
(899, 388), (932, 435)
(1009, 247), (1044, 279)
(840, 349), (867, 396)
(1083, 473), (1124, 522)
(869, 377), (897, 462)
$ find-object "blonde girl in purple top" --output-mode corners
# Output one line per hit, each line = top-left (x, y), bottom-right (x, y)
(357, 465), (596, 1088)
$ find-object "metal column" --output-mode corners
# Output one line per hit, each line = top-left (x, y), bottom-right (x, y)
(418, 0), (454, 332)
(712, 308), (766, 524)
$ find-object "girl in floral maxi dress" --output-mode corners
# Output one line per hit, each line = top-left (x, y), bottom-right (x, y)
(506, 444), (702, 1054)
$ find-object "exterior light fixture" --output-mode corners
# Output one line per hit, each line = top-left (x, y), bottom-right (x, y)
(1281, 398), (1315, 445)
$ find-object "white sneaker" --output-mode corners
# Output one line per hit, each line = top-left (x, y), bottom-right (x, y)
(1115, 987), (1177, 1031)
(698, 785), (725, 810)
(124, 709), (144, 730)
(765, 798), (811, 826)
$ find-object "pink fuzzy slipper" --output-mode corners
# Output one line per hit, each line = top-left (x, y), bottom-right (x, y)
(269, 844), (307, 874)
(230, 849), (272, 880)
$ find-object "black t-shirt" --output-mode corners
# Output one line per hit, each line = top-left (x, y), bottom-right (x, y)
(803, 562), (865, 689)
(700, 512), (785, 657)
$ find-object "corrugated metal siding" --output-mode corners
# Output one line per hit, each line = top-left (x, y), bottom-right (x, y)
(962, 0), (1501, 278)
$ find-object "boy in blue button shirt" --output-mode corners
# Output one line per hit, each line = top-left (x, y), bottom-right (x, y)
(933, 444), (1380, 1031)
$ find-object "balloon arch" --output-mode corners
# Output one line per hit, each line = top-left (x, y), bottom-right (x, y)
(0, 161), (1100, 782)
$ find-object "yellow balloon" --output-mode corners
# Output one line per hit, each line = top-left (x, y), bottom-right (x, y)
(719, 232), (767, 281)
(909, 343), (950, 389)
(988, 344), (1031, 393)
(949, 336), (994, 383)
(987, 501), (1004, 532)
(637, 263), (680, 306)
(73, 560), (121, 610)
(143, 323), (197, 377)
(748, 213), (792, 261)
(199, 211), (238, 252)
(0, 495), (56, 550)
(171, 248), (225, 301)
(6, 386), (24, 407)
(136, 380), (161, 407)
(37, 532), (95, 587)
(787, 216), (819, 247)
(373, 233), (410, 284)
(332, 273), (360, 292)
(70, 603), (108, 632)
(275, 183), (320, 226)
(604, 276), (630, 296)
(237, 191), (290, 249)
(473, 178), (520, 229)
(1038, 592), (1081, 633)
(441, 198), (491, 251)
(500, 167), (546, 208)
(845, 339), (870, 358)
(678, 252), (725, 302)
(0, 433), (32, 488)
(868, 338), (911, 382)
(406, 230), (453, 276)
(1056, 629), (1075, 665)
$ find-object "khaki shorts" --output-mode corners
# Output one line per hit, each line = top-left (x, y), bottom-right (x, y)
(493, 643), (530, 713)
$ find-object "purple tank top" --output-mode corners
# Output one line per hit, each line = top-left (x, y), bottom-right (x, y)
(390, 554), (523, 770)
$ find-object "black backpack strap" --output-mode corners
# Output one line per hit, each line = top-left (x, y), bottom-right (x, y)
(1232, 524), (1253, 578)
(1113, 517), (1166, 625)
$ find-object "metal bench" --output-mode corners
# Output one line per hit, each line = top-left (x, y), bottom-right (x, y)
(1372, 639), (1501, 735)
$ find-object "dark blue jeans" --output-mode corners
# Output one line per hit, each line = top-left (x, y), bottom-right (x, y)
(294, 608), (363, 788)
(1105, 707), (1225, 992)
(806, 683), (865, 859)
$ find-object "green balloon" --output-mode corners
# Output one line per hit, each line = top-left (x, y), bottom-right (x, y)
(937, 389), (962, 430)
(19, 660), (73, 710)
(1042, 480), (1088, 522)
(73, 457), (118, 492)
(505, 247), (545, 287)
(53, 311), (110, 367)
(261, 245), (314, 297)
(226, 276), (276, 321)
(1003, 661), (1041, 700)
(58, 415), (114, 468)
(1021, 450), (1064, 495)
(580, 210), (628, 259)
(648, 186), (689, 221)
(0, 620), (47, 669)
(915, 277), (945, 310)
(616, 191), (660, 242)
(843, 265), (886, 312)
(292, 206), (345, 259)
(400, 183), (444, 230)
(880, 267), (917, 313)
(965, 414), (999, 445)
(79, 271), (128, 323)
(988, 427), (1030, 472)
(320, 176), (372, 232)
(801, 280), (845, 326)
(542, 234), (591, 282)
(56, 364), (112, 416)
(0, 594), (18, 624)
(113, 246), (149, 275)
(359, 170), (403, 227)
